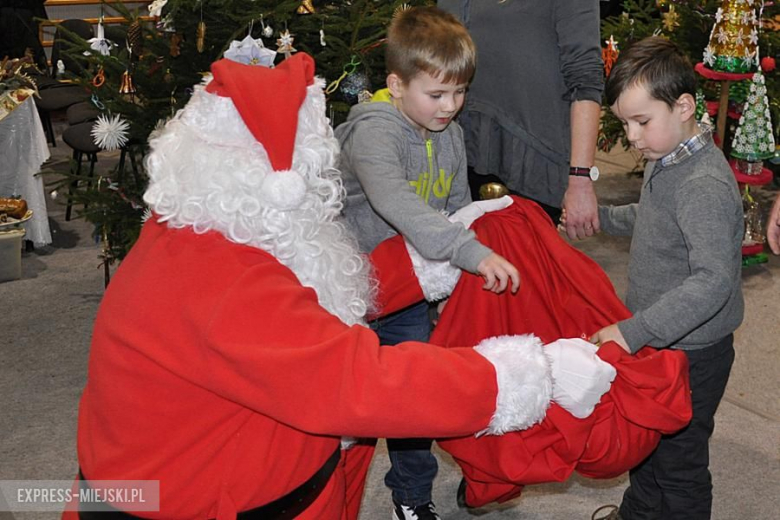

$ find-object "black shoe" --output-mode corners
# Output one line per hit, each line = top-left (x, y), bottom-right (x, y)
(391, 499), (441, 520)
(456, 478), (470, 509)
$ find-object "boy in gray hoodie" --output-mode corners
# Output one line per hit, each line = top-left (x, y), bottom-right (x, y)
(336, 6), (518, 520)
(587, 37), (744, 520)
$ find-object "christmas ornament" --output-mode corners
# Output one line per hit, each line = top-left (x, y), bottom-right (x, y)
(119, 69), (136, 94)
(320, 29), (326, 47)
(148, 0), (168, 18)
(276, 30), (296, 58)
(297, 0), (315, 15)
(339, 70), (371, 104)
(602, 35), (619, 77)
(731, 71), (775, 172)
(91, 113), (130, 151)
(761, 55), (776, 72)
(92, 67), (106, 88)
(164, 68), (174, 83)
(127, 20), (143, 56)
(261, 16), (273, 38)
(88, 19), (115, 56)
(662, 5), (680, 32)
(702, 0), (759, 73)
(224, 35), (276, 67)
(197, 21), (207, 53)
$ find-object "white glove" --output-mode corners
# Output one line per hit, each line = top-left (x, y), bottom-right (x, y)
(545, 338), (616, 419)
(448, 195), (513, 229)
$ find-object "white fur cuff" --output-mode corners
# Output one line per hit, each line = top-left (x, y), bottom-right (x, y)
(404, 239), (461, 301)
(474, 334), (553, 436)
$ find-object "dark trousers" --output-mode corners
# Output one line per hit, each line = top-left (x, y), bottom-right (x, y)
(619, 335), (735, 520)
(370, 301), (438, 506)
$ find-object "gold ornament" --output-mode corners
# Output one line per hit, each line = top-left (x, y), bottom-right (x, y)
(91, 67), (105, 88)
(479, 183), (509, 201)
(703, 0), (759, 73)
(196, 20), (207, 53)
(119, 70), (136, 94)
(662, 5), (680, 32)
(297, 0), (315, 14)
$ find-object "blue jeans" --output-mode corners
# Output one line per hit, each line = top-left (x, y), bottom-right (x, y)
(371, 301), (438, 506)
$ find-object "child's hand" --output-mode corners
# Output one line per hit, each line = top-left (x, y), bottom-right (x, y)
(477, 253), (520, 294)
(590, 324), (630, 353)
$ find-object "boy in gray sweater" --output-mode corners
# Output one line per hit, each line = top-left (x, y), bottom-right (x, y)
(336, 6), (518, 520)
(588, 37), (744, 520)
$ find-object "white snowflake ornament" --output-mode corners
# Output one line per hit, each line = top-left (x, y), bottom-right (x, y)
(92, 113), (130, 151)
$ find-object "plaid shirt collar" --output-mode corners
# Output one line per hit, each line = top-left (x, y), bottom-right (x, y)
(658, 123), (713, 168)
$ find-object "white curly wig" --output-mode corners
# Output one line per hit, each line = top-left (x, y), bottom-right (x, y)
(143, 76), (376, 326)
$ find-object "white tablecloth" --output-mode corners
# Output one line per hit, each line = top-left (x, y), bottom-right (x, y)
(0, 96), (52, 246)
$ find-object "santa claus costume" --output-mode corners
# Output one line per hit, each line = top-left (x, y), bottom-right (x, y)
(67, 53), (614, 520)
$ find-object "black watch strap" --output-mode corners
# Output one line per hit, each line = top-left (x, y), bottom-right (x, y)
(569, 167), (591, 177)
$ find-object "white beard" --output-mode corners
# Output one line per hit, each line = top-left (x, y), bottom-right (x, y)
(143, 78), (376, 326)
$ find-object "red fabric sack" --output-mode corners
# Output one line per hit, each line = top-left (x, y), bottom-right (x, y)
(432, 197), (692, 507)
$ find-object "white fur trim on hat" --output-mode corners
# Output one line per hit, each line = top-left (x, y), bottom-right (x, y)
(404, 239), (461, 302)
(260, 169), (307, 210)
(474, 334), (553, 436)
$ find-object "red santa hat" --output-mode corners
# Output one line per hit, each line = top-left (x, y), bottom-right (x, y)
(205, 53), (316, 209)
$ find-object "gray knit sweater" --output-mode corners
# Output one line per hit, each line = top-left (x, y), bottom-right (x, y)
(336, 101), (491, 273)
(598, 140), (744, 352)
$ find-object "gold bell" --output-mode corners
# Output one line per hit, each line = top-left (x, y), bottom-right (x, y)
(119, 70), (136, 94)
(479, 182), (510, 200)
(297, 0), (315, 14)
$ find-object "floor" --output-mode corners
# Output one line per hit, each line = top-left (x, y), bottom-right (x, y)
(1, 123), (779, 520)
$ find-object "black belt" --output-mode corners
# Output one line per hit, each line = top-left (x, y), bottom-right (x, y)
(78, 447), (340, 519)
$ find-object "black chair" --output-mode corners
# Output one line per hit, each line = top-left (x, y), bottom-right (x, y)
(34, 19), (94, 147)
(62, 117), (101, 221)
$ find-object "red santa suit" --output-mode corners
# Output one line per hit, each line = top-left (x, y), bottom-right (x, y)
(68, 54), (612, 520)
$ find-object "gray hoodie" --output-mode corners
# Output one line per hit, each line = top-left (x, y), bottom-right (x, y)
(336, 100), (491, 273)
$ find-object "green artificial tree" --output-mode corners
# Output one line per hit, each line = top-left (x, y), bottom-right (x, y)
(56, 0), (429, 265)
(731, 71), (776, 172)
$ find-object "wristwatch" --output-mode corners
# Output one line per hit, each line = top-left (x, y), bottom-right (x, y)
(569, 166), (600, 181)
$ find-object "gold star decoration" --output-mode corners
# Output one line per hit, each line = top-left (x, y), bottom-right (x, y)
(662, 6), (680, 32)
(297, 0), (315, 15)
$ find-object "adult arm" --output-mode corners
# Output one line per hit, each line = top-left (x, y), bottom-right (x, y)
(556, 0), (604, 239)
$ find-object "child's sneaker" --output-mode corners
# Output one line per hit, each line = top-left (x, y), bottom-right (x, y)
(391, 499), (441, 520)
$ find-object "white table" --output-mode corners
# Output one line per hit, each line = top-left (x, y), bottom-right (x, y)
(0, 95), (52, 246)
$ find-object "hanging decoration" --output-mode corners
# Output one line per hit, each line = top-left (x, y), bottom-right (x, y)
(91, 113), (130, 151)
(602, 35), (619, 77)
(169, 33), (182, 57)
(662, 5), (680, 32)
(731, 71), (775, 173)
(92, 67), (106, 88)
(127, 19), (143, 56)
(760, 55), (776, 72)
(261, 15), (273, 38)
(196, 1), (206, 53)
(702, 0), (760, 73)
(148, 0), (168, 18)
(742, 185), (765, 246)
(119, 69), (136, 94)
(224, 34), (276, 66)
(88, 18), (115, 56)
(297, 0), (316, 15)
(276, 30), (297, 58)
(339, 70), (371, 104)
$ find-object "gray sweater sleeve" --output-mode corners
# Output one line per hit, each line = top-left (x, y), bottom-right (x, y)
(555, 0), (604, 103)
(618, 177), (741, 352)
(598, 203), (638, 236)
(347, 122), (491, 273)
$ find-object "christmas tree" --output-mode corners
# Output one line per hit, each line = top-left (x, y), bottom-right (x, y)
(731, 71), (776, 167)
(57, 0), (429, 263)
(702, 0), (760, 73)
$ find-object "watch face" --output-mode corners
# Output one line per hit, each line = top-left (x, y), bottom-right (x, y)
(589, 166), (600, 181)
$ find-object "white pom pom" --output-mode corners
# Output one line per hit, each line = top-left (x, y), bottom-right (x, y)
(260, 169), (307, 210)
